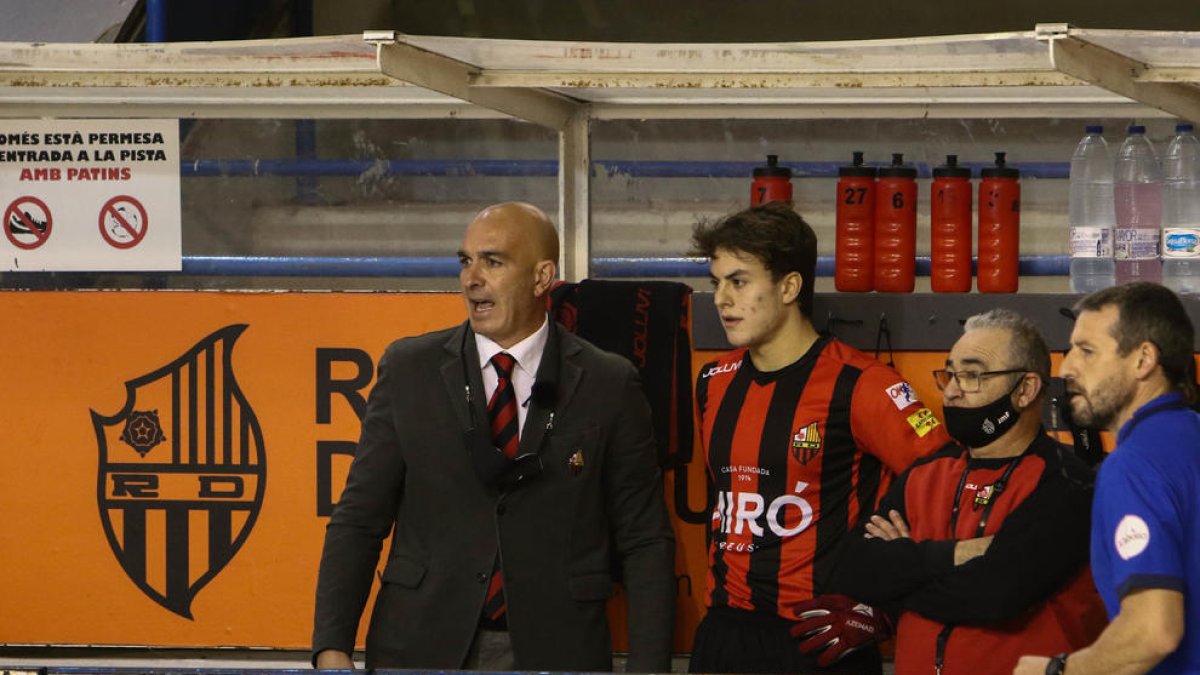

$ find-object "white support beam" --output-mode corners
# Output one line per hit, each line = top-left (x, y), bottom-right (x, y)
(1139, 67), (1200, 84)
(1039, 24), (1200, 123)
(0, 88), (511, 120)
(472, 70), (1082, 89)
(585, 100), (1163, 120)
(373, 34), (580, 130)
(0, 36), (514, 120)
(558, 108), (591, 282)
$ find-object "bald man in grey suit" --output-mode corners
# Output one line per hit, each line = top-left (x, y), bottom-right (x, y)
(313, 202), (675, 672)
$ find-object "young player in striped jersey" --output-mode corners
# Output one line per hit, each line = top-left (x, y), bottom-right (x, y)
(687, 202), (952, 674)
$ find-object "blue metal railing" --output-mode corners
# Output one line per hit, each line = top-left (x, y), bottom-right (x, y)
(145, 0), (168, 42)
(180, 255), (1070, 278)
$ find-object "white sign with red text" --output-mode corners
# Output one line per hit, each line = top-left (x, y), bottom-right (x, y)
(0, 119), (180, 271)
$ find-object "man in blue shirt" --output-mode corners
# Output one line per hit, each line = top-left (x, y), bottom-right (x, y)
(1015, 282), (1200, 675)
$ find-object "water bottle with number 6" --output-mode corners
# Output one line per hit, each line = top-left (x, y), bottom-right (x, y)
(873, 153), (917, 292)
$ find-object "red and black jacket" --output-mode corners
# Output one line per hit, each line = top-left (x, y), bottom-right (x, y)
(833, 432), (1105, 675)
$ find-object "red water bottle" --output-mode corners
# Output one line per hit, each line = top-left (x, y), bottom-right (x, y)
(930, 155), (973, 292)
(978, 152), (1021, 293)
(750, 154), (793, 206)
(874, 153), (917, 292)
(835, 151), (877, 292)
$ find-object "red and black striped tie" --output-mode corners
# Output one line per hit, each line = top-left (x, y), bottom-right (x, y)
(482, 352), (518, 625)
(487, 352), (520, 459)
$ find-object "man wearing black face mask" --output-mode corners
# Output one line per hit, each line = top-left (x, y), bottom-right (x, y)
(831, 309), (1105, 675)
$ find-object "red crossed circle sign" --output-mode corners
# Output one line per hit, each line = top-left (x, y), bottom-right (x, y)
(4, 196), (53, 250)
(98, 195), (149, 249)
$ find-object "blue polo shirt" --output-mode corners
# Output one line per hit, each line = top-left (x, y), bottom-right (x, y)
(1091, 392), (1200, 674)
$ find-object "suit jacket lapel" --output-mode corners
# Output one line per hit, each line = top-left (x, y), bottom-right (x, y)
(554, 329), (583, 415)
(440, 321), (487, 434)
(520, 323), (582, 457)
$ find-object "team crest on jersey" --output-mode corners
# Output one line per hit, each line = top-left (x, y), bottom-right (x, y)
(791, 422), (822, 464)
(973, 484), (996, 508)
(886, 381), (921, 410)
(906, 407), (941, 438)
(91, 325), (265, 619)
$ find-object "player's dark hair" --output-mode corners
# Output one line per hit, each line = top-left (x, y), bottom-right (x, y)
(689, 202), (817, 318)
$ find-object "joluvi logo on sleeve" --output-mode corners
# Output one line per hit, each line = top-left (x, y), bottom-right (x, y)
(91, 325), (265, 619)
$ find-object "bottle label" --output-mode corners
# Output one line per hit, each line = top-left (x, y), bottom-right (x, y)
(1162, 228), (1200, 259)
(1070, 227), (1113, 258)
(1114, 228), (1160, 260)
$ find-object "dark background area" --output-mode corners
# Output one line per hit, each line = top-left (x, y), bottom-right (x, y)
(100, 0), (1200, 44)
(374, 0), (1200, 41)
(6, 0), (1196, 45)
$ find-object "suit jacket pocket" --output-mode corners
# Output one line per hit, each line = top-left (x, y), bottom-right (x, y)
(569, 572), (614, 601)
(380, 555), (426, 588)
(549, 426), (600, 478)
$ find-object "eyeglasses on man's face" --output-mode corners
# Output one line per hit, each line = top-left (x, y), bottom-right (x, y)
(931, 368), (1028, 393)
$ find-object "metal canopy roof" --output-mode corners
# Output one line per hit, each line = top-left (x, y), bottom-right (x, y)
(0, 25), (1198, 122)
(2, 24), (1198, 281)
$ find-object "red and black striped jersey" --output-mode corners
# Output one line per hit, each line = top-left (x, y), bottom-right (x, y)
(697, 336), (951, 620)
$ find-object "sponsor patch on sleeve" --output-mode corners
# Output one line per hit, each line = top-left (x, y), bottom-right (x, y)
(886, 381), (921, 410)
(906, 407), (940, 438)
(1114, 514), (1151, 560)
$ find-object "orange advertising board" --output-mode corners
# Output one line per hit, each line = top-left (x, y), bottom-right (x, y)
(0, 290), (953, 652)
(1, 291), (464, 648)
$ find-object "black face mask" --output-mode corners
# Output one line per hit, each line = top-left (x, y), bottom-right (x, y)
(943, 380), (1023, 448)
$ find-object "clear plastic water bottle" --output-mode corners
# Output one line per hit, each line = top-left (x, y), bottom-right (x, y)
(1069, 125), (1116, 293)
(1162, 123), (1200, 294)
(1114, 125), (1163, 284)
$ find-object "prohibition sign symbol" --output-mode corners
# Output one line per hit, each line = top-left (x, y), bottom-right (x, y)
(99, 195), (149, 249)
(4, 196), (53, 250)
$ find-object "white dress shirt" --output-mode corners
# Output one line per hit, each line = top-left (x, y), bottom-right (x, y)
(474, 316), (550, 439)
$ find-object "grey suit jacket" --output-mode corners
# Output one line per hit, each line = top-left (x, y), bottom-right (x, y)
(313, 320), (675, 672)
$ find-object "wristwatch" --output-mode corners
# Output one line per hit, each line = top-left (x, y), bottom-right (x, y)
(1045, 652), (1069, 675)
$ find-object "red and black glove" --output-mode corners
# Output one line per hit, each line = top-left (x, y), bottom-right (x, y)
(790, 594), (892, 667)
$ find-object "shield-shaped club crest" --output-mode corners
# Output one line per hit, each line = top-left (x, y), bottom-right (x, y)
(92, 324), (265, 619)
